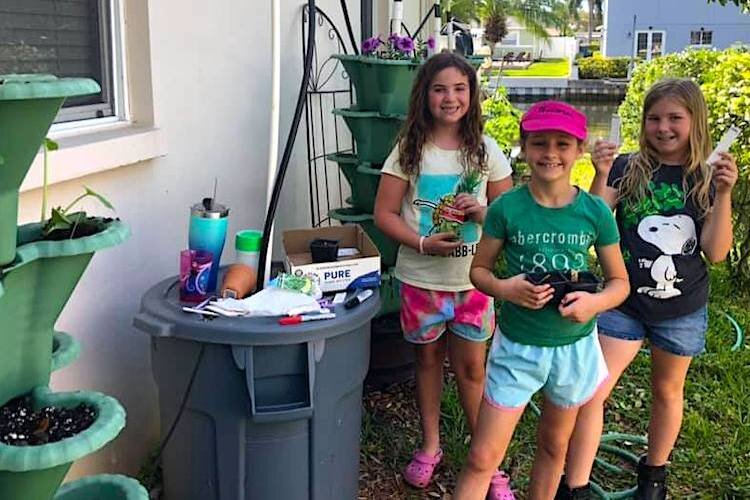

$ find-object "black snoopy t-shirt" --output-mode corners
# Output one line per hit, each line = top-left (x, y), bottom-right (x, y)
(607, 155), (712, 321)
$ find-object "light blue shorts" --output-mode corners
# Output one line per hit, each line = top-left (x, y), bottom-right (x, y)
(598, 306), (708, 357)
(484, 328), (609, 410)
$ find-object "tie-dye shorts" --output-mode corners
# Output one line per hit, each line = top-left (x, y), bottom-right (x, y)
(400, 282), (495, 344)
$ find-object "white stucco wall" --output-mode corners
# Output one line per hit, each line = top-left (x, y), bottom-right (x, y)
(16, 0), (359, 480)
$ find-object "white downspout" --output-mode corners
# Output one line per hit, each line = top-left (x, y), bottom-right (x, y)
(265, 0), (281, 286)
(392, 0), (403, 35)
(430, 1), (440, 56)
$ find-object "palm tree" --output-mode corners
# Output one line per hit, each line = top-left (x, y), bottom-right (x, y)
(587, 0), (602, 44)
(441, 0), (562, 41)
(551, 0), (582, 36)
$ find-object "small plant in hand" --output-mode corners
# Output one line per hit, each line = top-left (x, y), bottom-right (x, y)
(361, 33), (435, 62)
(0, 396), (96, 446)
(39, 139), (117, 240)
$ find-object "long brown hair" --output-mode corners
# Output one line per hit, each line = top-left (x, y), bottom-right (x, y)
(617, 78), (713, 217)
(396, 52), (486, 176)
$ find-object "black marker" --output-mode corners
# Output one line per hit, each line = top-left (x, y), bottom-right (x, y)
(344, 289), (374, 309)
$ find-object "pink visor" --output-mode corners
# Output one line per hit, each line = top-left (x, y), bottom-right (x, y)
(520, 100), (587, 141)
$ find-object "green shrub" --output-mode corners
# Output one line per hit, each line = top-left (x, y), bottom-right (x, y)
(618, 47), (750, 284)
(482, 87), (523, 155)
(578, 55), (629, 79)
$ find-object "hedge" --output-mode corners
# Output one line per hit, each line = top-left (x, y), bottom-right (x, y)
(578, 55), (630, 79)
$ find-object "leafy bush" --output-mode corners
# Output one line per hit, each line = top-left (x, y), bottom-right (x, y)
(482, 87), (522, 155)
(618, 47), (750, 284)
(578, 55), (629, 79)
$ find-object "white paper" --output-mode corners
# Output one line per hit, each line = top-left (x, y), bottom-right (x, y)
(609, 115), (621, 144)
(209, 288), (321, 317)
(708, 125), (740, 165)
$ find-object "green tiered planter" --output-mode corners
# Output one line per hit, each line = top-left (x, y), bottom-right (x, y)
(0, 387), (126, 500)
(333, 54), (419, 115)
(332, 108), (403, 164)
(379, 268), (401, 317)
(0, 74), (100, 266)
(327, 153), (381, 213)
(0, 74), (143, 500)
(466, 55), (488, 70)
(51, 331), (81, 373)
(0, 220), (130, 406)
(329, 207), (399, 268)
(55, 474), (149, 500)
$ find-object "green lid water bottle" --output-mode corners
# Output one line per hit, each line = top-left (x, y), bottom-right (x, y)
(235, 229), (262, 271)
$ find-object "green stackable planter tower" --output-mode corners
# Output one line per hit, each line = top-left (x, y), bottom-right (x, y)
(329, 55), (421, 317)
(0, 74), (147, 500)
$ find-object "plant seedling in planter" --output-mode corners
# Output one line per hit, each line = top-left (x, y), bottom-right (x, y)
(42, 186), (115, 240)
(38, 139), (116, 240)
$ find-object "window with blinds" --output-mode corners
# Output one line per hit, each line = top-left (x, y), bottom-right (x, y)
(0, 0), (115, 123)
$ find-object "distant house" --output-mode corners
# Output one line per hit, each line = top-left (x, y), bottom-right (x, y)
(471, 17), (573, 61)
(602, 0), (750, 60)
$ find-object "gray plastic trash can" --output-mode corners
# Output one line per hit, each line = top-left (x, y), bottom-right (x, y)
(133, 276), (379, 500)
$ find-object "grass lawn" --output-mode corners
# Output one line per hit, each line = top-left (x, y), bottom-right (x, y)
(490, 58), (570, 78)
(360, 268), (749, 498)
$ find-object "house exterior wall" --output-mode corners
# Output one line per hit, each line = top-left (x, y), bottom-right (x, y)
(17, 0), (359, 480)
(603, 0), (750, 57)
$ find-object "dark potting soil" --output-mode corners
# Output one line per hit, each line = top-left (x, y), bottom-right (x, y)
(0, 396), (97, 446)
(42, 216), (116, 241)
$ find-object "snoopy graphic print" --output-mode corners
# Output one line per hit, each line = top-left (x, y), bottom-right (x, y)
(608, 156), (711, 320)
(635, 214), (697, 299)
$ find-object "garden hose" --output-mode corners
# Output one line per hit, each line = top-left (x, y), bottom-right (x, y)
(525, 310), (743, 499)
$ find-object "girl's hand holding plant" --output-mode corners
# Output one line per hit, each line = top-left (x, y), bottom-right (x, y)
(422, 232), (461, 256)
(711, 152), (739, 195)
(497, 274), (553, 310)
(558, 291), (602, 323)
(591, 139), (619, 176)
(453, 193), (485, 223)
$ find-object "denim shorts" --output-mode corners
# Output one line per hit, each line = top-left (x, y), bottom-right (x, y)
(484, 328), (609, 410)
(400, 283), (495, 344)
(597, 306), (708, 357)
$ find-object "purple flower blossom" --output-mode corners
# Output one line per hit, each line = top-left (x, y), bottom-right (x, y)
(362, 36), (382, 55)
(387, 32), (400, 45)
(396, 36), (415, 53)
(427, 36), (436, 50)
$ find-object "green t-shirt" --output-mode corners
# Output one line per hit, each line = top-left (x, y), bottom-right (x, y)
(484, 184), (620, 346)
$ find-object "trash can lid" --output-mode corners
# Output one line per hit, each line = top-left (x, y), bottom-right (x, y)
(133, 273), (381, 346)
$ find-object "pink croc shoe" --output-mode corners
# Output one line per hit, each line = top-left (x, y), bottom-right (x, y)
(403, 448), (443, 488)
(487, 470), (515, 500)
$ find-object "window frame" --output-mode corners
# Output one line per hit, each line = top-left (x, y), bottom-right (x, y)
(52, 0), (129, 130)
(689, 29), (713, 47)
(633, 29), (666, 61)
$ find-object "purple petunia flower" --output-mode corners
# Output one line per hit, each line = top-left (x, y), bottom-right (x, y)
(427, 36), (436, 50)
(387, 32), (400, 45)
(396, 36), (415, 53)
(362, 36), (382, 55)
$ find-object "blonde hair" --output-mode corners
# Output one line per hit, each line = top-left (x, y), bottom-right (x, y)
(617, 78), (713, 218)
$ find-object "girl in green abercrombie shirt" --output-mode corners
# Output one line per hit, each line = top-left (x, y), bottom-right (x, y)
(453, 101), (630, 500)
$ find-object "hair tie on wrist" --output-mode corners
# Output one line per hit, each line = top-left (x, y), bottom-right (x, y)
(419, 235), (426, 255)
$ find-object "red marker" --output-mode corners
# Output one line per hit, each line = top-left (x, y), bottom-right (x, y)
(279, 312), (336, 325)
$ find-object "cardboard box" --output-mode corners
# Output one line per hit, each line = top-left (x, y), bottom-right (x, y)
(282, 225), (381, 293)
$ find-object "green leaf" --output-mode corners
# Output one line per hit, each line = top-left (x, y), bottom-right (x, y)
(44, 138), (59, 151)
(42, 208), (73, 235)
(83, 185), (115, 210)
